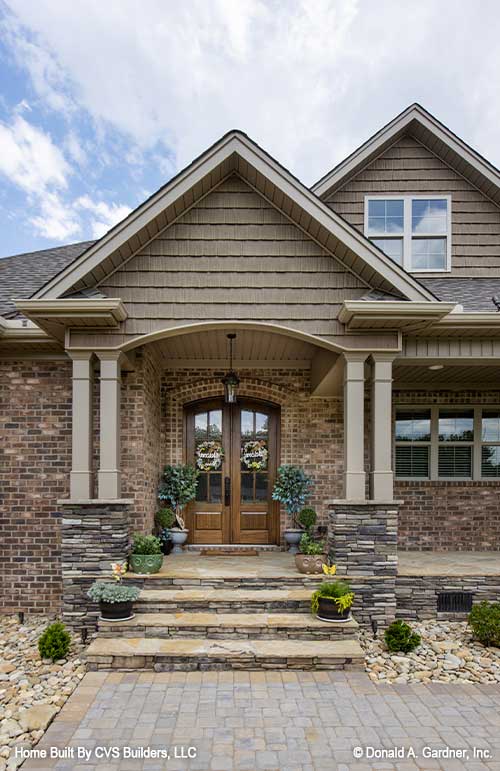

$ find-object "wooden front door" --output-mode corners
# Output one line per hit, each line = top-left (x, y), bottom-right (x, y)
(185, 398), (279, 544)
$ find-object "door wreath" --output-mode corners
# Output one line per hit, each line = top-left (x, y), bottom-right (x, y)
(241, 439), (268, 471)
(196, 441), (224, 471)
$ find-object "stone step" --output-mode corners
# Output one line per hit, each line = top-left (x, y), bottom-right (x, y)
(85, 636), (365, 671)
(184, 544), (282, 552)
(135, 588), (312, 613)
(127, 575), (326, 591)
(97, 612), (359, 640)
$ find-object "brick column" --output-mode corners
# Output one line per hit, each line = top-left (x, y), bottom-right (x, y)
(328, 501), (399, 626)
(60, 503), (130, 631)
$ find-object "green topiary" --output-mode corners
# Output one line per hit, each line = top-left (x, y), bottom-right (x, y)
(384, 620), (421, 653)
(155, 508), (176, 531)
(38, 622), (71, 661)
(158, 464), (199, 528)
(131, 533), (162, 555)
(468, 601), (500, 647)
(272, 465), (313, 526)
(297, 507), (317, 533)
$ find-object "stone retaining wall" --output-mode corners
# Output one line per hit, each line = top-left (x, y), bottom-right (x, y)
(396, 575), (500, 621)
(61, 504), (130, 631)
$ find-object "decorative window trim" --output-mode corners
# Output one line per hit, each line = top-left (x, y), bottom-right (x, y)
(395, 405), (500, 481)
(364, 194), (452, 273)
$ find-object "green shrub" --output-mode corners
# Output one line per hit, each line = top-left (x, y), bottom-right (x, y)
(384, 620), (421, 653)
(311, 581), (354, 614)
(87, 581), (140, 604)
(272, 465), (313, 526)
(469, 601), (500, 647)
(299, 532), (325, 555)
(297, 507), (317, 533)
(158, 465), (199, 528)
(131, 534), (162, 555)
(155, 508), (176, 530)
(38, 622), (71, 661)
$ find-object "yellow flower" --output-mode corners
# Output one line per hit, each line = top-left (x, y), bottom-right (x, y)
(322, 563), (337, 576)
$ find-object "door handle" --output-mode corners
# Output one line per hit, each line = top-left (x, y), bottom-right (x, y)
(224, 476), (231, 506)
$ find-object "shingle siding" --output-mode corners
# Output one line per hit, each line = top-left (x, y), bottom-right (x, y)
(326, 136), (500, 277)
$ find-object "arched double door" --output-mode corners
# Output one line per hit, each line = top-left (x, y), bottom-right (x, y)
(184, 398), (280, 544)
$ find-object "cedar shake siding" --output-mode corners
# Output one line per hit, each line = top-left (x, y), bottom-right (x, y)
(98, 176), (369, 342)
(326, 135), (500, 277)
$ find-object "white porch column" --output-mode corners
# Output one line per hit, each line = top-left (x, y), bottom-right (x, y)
(343, 353), (368, 500)
(371, 354), (395, 502)
(69, 352), (94, 499)
(97, 352), (122, 499)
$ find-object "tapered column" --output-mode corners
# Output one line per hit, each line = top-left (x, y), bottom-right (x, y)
(343, 353), (368, 500)
(69, 352), (94, 499)
(97, 352), (122, 499)
(371, 354), (395, 501)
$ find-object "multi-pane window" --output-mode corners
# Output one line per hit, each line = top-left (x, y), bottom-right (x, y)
(481, 411), (500, 477)
(365, 196), (450, 271)
(395, 410), (431, 478)
(395, 407), (500, 480)
(438, 409), (474, 478)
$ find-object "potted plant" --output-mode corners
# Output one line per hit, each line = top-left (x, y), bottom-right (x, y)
(272, 466), (313, 553)
(295, 532), (327, 574)
(311, 581), (354, 623)
(129, 534), (163, 574)
(87, 563), (140, 621)
(155, 507), (176, 555)
(158, 464), (199, 552)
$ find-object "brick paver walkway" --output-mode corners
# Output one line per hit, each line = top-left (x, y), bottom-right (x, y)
(23, 670), (500, 771)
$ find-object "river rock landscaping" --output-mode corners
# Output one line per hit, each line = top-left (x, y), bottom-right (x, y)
(0, 615), (86, 770)
(361, 619), (500, 684)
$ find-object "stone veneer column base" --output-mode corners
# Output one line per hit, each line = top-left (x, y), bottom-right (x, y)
(327, 500), (400, 628)
(60, 503), (131, 631)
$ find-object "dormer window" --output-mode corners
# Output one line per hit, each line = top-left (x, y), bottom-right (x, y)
(365, 195), (451, 272)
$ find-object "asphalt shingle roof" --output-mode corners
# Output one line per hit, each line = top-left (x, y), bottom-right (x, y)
(419, 278), (500, 313)
(0, 241), (95, 316)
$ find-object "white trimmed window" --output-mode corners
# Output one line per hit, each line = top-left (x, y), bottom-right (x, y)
(365, 195), (451, 272)
(395, 406), (500, 481)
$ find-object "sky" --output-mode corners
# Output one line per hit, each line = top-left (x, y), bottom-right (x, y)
(0, 0), (499, 258)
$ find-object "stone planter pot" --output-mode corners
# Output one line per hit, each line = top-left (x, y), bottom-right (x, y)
(99, 600), (134, 621)
(129, 553), (163, 574)
(316, 597), (351, 623)
(283, 529), (302, 554)
(295, 553), (327, 574)
(170, 529), (189, 553)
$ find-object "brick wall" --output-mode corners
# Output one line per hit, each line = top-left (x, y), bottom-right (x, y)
(394, 389), (500, 551)
(0, 360), (72, 613)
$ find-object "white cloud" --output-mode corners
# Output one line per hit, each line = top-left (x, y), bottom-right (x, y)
(5, 0), (500, 185)
(30, 191), (81, 240)
(75, 195), (132, 238)
(0, 114), (70, 194)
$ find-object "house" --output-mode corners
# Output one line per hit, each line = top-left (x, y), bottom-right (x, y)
(2, 104), (500, 634)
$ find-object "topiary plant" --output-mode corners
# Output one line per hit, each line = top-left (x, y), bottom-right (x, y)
(468, 601), (500, 647)
(155, 508), (176, 531)
(297, 507), (317, 533)
(272, 466), (313, 527)
(384, 620), (421, 653)
(38, 622), (71, 662)
(158, 464), (199, 528)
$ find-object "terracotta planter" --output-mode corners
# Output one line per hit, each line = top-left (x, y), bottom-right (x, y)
(99, 600), (134, 621)
(283, 529), (302, 554)
(129, 553), (163, 574)
(295, 553), (326, 574)
(316, 596), (351, 623)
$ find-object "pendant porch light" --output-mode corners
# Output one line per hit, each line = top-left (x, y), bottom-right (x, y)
(222, 333), (239, 403)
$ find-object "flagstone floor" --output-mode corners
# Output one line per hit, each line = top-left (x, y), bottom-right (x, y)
(22, 670), (500, 771)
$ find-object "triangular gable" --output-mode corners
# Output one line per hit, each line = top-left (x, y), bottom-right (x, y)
(34, 130), (435, 303)
(312, 103), (500, 204)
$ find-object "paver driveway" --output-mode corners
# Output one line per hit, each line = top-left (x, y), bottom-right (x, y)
(22, 670), (500, 771)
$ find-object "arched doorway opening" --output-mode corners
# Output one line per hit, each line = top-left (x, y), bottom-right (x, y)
(184, 397), (280, 544)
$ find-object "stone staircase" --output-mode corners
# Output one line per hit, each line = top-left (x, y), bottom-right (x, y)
(85, 557), (364, 672)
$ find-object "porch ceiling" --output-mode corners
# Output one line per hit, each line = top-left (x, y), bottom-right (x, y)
(394, 362), (500, 389)
(149, 327), (319, 368)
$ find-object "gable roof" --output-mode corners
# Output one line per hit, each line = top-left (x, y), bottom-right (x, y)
(312, 103), (500, 205)
(0, 241), (95, 317)
(31, 131), (435, 304)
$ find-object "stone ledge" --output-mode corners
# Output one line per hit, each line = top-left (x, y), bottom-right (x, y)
(57, 498), (133, 505)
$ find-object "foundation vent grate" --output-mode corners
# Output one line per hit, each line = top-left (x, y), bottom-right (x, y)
(437, 592), (473, 613)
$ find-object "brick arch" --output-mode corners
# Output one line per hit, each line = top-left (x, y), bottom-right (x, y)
(165, 374), (302, 409)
